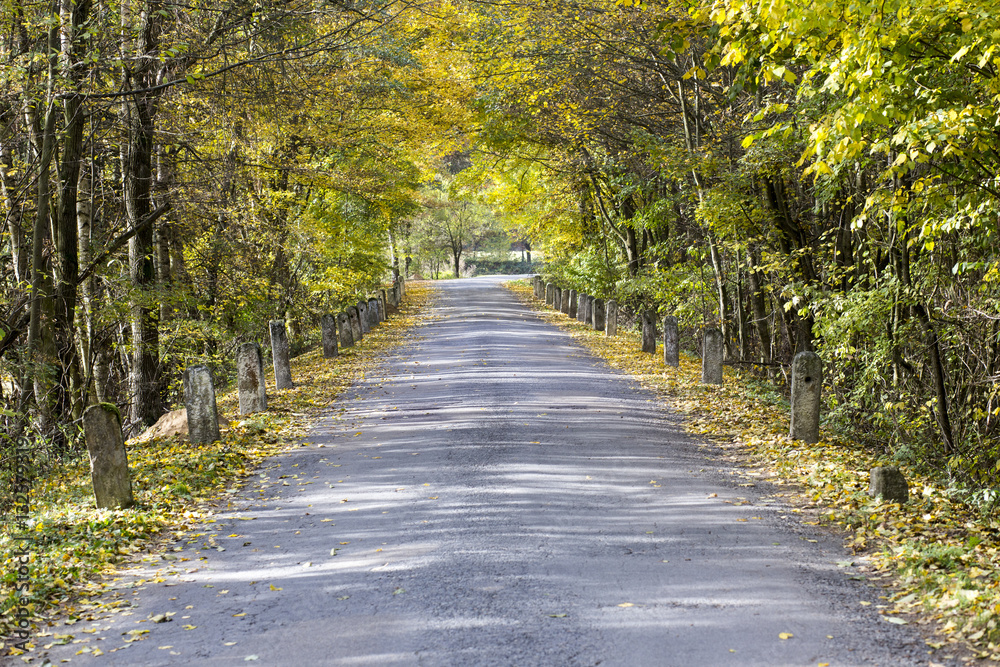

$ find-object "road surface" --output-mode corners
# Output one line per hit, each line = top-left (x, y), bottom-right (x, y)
(35, 277), (940, 666)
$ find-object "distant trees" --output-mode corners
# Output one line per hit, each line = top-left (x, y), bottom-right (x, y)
(408, 173), (500, 278)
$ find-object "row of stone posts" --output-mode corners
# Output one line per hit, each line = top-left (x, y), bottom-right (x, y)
(531, 275), (825, 448)
(533, 276), (618, 338)
(82, 278), (406, 510)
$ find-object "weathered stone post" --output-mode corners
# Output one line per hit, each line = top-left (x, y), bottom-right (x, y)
(380, 289), (390, 320)
(641, 311), (657, 354)
(583, 295), (593, 324)
(184, 364), (222, 443)
(701, 328), (724, 384)
(567, 290), (578, 318)
(790, 351), (822, 443)
(358, 301), (371, 334)
(347, 306), (363, 342)
(554, 286), (563, 311)
(390, 281), (401, 312)
(534, 276), (543, 299)
(269, 320), (294, 389)
(592, 298), (605, 331)
(337, 312), (354, 348)
(83, 404), (134, 509)
(576, 294), (586, 322)
(663, 316), (679, 367)
(387, 285), (399, 314)
(605, 300), (618, 337)
(869, 467), (908, 503)
(545, 283), (554, 306)
(236, 342), (267, 414)
(561, 288), (571, 315)
(368, 298), (381, 326)
(321, 314), (339, 358)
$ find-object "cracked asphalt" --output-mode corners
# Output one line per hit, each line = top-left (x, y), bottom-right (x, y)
(32, 277), (949, 666)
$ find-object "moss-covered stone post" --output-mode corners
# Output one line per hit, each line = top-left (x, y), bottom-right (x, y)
(269, 320), (294, 390)
(605, 300), (618, 337)
(338, 312), (354, 348)
(592, 298), (605, 331)
(663, 316), (679, 367)
(83, 404), (134, 509)
(236, 342), (267, 414)
(184, 365), (223, 443)
(790, 351), (823, 443)
(641, 311), (657, 354)
(702, 328), (724, 384)
(321, 314), (339, 359)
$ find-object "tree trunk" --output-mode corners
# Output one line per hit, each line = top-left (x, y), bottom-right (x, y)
(123, 0), (165, 430)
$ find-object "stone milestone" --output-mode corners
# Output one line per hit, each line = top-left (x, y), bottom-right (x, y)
(338, 312), (355, 347)
(869, 466), (909, 503)
(321, 314), (339, 358)
(269, 320), (294, 389)
(790, 351), (823, 443)
(663, 316), (679, 367)
(184, 364), (222, 443)
(605, 300), (618, 337)
(641, 311), (657, 354)
(347, 306), (363, 342)
(358, 301), (371, 334)
(83, 404), (134, 509)
(701, 328), (723, 384)
(592, 298), (605, 331)
(236, 342), (267, 414)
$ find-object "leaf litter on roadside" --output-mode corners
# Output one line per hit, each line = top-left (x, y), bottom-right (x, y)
(0, 284), (435, 656)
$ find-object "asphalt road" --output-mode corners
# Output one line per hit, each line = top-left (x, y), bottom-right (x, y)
(34, 277), (944, 666)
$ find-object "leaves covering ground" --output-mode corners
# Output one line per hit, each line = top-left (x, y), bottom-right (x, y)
(505, 280), (1000, 663)
(0, 284), (435, 657)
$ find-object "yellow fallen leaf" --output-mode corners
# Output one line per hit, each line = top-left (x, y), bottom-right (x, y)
(233, 612), (246, 617)
(779, 632), (793, 639)
(269, 584), (282, 591)
(618, 602), (634, 607)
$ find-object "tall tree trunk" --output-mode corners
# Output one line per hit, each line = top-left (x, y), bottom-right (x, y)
(747, 247), (771, 364)
(122, 0), (165, 430)
(23, 15), (61, 432)
(53, 0), (92, 421)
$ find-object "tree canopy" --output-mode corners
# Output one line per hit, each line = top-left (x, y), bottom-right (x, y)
(2, 0), (1000, 497)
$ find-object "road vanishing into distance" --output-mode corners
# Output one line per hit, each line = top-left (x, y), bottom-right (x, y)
(36, 278), (946, 666)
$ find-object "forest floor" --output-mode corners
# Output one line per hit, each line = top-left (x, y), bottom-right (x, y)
(504, 279), (1000, 663)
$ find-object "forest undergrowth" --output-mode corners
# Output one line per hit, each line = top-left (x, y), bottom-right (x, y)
(506, 279), (1000, 663)
(0, 284), (435, 658)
